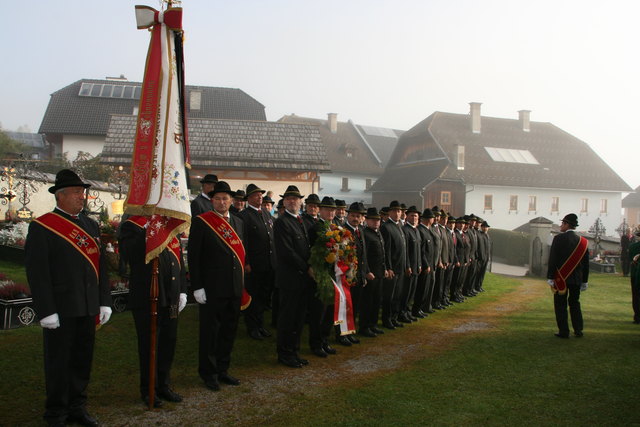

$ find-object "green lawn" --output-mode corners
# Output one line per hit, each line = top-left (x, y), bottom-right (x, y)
(1, 271), (638, 426)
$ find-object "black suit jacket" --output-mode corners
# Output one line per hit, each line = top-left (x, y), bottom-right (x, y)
(238, 205), (276, 272)
(344, 222), (370, 283)
(191, 194), (213, 217)
(188, 212), (245, 299)
(430, 224), (442, 267)
(547, 230), (589, 285)
(119, 220), (187, 310)
(418, 223), (435, 270)
(273, 212), (311, 291)
(403, 224), (422, 273)
(25, 209), (111, 318)
(363, 226), (387, 277)
(381, 219), (407, 273)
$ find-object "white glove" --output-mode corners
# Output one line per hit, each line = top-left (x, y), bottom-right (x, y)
(547, 279), (555, 287)
(194, 288), (207, 304)
(99, 306), (112, 325)
(40, 313), (60, 329)
(580, 283), (588, 291)
(178, 293), (188, 312)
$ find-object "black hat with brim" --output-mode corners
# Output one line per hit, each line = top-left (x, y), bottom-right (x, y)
(365, 207), (380, 219)
(262, 195), (274, 204)
(280, 185), (304, 199)
(200, 174), (218, 184)
(319, 196), (337, 208)
(380, 207), (390, 214)
(335, 199), (347, 208)
(209, 181), (235, 197)
(49, 169), (91, 194)
(406, 205), (420, 215)
(304, 194), (321, 205)
(347, 202), (366, 214)
(561, 213), (579, 228)
(421, 208), (435, 219)
(389, 200), (402, 211)
(481, 221), (490, 227)
(246, 183), (266, 197)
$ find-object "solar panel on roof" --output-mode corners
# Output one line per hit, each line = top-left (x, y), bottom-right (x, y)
(484, 147), (539, 165)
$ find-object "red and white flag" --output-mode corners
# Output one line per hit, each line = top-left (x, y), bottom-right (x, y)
(126, 5), (191, 263)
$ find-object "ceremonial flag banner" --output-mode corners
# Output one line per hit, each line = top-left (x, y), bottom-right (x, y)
(127, 5), (191, 263)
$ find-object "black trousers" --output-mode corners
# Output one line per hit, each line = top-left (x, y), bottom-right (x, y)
(360, 274), (383, 329)
(422, 270), (436, 312)
(554, 283), (583, 336)
(198, 297), (240, 381)
(463, 261), (477, 295)
(412, 270), (429, 315)
(244, 269), (275, 333)
(277, 285), (311, 359)
(390, 270), (406, 321)
(42, 315), (95, 423)
(400, 272), (418, 314)
(382, 274), (398, 324)
(442, 266), (455, 303)
(308, 293), (332, 349)
(132, 306), (178, 398)
(433, 267), (446, 306)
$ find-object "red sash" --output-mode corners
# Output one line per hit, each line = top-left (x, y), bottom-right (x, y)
(127, 216), (182, 265)
(554, 236), (588, 295)
(34, 212), (100, 279)
(198, 212), (251, 310)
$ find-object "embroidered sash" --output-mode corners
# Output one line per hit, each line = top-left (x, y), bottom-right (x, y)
(198, 212), (251, 309)
(127, 216), (182, 265)
(34, 212), (100, 279)
(554, 236), (588, 295)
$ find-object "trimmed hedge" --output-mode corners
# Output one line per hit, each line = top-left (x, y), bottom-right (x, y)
(490, 228), (530, 266)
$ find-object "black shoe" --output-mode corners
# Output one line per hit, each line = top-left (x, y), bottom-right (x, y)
(425, 308), (435, 314)
(158, 388), (183, 402)
(249, 329), (264, 340)
(68, 409), (99, 426)
(259, 327), (272, 337)
(322, 343), (337, 355)
(278, 356), (302, 368)
(573, 331), (584, 338)
(412, 312), (425, 319)
(142, 394), (164, 407)
(392, 319), (404, 327)
(408, 314), (418, 321)
(554, 333), (569, 339)
(359, 328), (377, 338)
(633, 320), (640, 324)
(382, 321), (396, 330)
(311, 347), (328, 357)
(204, 378), (221, 391)
(46, 419), (66, 427)
(478, 288), (485, 292)
(398, 314), (412, 323)
(297, 357), (309, 365)
(218, 372), (240, 386)
(371, 326), (385, 334)
(347, 334), (360, 344)
(336, 335), (352, 346)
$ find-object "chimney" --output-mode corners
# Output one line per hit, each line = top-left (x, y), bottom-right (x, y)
(469, 102), (482, 134)
(518, 110), (531, 132)
(328, 113), (338, 134)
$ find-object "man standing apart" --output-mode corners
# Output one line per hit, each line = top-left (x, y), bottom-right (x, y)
(189, 181), (245, 390)
(25, 169), (112, 427)
(547, 213), (589, 338)
(628, 230), (640, 324)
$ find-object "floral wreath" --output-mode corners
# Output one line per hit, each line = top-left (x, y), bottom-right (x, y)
(309, 222), (358, 303)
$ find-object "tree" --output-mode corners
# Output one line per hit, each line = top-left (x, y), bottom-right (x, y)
(0, 130), (29, 160)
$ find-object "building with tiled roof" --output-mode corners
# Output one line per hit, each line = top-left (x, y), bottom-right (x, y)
(39, 77), (266, 160)
(102, 115), (330, 198)
(278, 113), (401, 204)
(622, 186), (640, 228)
(371, 102), (632, 234)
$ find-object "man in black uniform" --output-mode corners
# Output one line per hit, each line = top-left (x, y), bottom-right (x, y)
(301, 193), (321, 229)
(413, 208), (436, 318)
(340, 202), (370, 343)
(380, 201), (407, 329)
(333, 199), (347, 226)
(25, 169), (112, 427)
(399, 206), (422, 323)
(190, 174), (217, 217)
(238, 184), (276, 341)
(463, 215), (479, 297)
(361, 207), (389, 336)
(230, 189), (246, 215)
(274, 186), (312, 368)
(189, 181), (245, 391)
(547, 213), (589, 338)
(119, 216), (187, 407)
